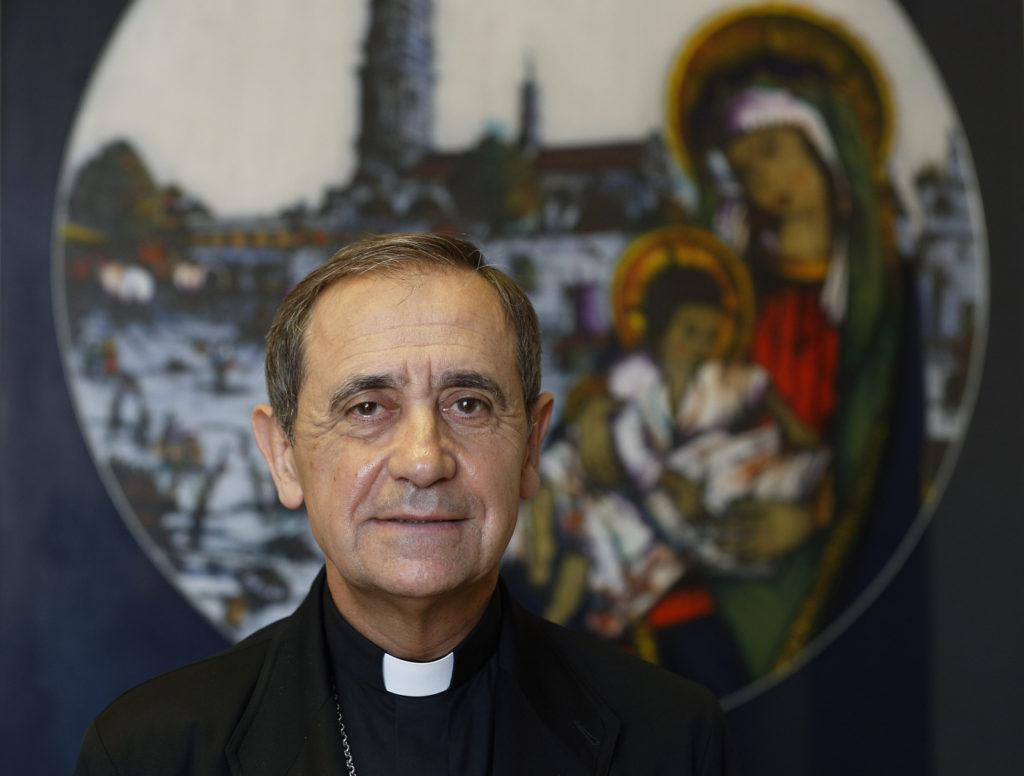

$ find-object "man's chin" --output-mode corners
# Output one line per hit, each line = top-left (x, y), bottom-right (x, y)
(375, 569), (492, 602)
(330, 561), (494, 604)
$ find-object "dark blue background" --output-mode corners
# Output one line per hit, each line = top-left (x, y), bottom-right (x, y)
(2, 2), (1021, 773)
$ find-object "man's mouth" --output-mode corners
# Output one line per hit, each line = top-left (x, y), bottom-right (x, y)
(377, 514), (463, 525)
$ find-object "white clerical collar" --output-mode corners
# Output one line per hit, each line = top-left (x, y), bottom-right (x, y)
(382, 651), (455, 697)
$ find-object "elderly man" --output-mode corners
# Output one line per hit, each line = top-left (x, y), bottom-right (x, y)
(75, 233), (731, 775)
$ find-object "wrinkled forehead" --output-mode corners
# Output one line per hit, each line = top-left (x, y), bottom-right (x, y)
(303, 267), (518, 384)
(309, 265), (506, 330)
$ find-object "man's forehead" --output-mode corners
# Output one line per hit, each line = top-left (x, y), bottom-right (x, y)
(315, 271), (503, 332)
(303, 267), (518, 384)
(312, 265), (499, 320)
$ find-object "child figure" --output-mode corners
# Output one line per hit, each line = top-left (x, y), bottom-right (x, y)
(606, 263), (830, 580)
(519, 257), (832, 642)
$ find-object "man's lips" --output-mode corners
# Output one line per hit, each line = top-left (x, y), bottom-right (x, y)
(374, 514), (465, 525)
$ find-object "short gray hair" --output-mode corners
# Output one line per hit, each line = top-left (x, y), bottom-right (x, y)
(264, 232), (542, 440)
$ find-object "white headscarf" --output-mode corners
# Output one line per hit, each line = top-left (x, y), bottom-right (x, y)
(707, 87), (849, 323)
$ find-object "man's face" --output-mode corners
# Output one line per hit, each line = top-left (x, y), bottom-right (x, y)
(256, 268), (551, 605)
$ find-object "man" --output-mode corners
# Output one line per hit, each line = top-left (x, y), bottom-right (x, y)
(75, 233), (732, 775)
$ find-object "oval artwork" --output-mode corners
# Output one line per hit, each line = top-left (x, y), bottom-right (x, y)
(56, 0), (986, 705)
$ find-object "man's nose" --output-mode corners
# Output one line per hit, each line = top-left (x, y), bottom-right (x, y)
(387, 405), (457, 487)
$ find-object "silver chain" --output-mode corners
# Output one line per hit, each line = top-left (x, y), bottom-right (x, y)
(331, 685), (358, 776)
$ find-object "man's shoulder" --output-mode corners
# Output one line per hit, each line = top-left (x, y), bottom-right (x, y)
(76, 571), (336, 775)
(82, 617), (286, 768)
(102, 618), (280, 713)
(532, 609), (720, 718)
(507, 600), (734, 773)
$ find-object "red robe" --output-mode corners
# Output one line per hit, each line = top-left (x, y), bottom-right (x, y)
(750, 282), (839, 435)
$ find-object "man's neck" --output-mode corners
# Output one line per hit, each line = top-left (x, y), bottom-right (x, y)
(324, 568), (498, 661)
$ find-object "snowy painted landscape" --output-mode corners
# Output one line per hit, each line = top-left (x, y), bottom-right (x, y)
(70, 311), (323, 638)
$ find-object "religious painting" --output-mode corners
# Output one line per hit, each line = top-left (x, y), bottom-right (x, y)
(55, 0), (986, 705)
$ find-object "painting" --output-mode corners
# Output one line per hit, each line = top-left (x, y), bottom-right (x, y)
(55, 0), (986, 704)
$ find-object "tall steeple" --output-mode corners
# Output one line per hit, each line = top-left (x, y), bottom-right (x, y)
(356, 0), (435, 179)
(517, 54), (540, 157)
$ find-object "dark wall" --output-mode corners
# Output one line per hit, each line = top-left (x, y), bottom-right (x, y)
(904, 2), (1024, 774)
(0, 3), (227, 769)
(1, 2), (1020, 774)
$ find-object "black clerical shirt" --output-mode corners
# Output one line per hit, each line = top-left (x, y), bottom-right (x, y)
(323, 586), (502, 775)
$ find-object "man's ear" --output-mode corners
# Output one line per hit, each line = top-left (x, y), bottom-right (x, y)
(251, 404), (305, 509)
(520, 392), (554, 500)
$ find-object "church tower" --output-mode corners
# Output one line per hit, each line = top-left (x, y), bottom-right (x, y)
(356, 0), (435, 179)
(517, 54), (541, 157)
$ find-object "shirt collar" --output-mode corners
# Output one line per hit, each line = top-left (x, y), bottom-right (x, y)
(323, 584), (502, 697)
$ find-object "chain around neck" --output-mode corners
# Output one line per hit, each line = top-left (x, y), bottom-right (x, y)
(331, 685), (358, 776)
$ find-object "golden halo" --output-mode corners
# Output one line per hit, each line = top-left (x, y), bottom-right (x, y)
(611, 226), (755, 355)
(665, 3), (894, 175)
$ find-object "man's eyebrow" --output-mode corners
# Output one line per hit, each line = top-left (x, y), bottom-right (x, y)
(439, 370), (508, 410)
(327, 374), (400, 414)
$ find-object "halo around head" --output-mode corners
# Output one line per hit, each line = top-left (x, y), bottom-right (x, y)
(611, 225), (755, 356)
(665, 3), (894, 175)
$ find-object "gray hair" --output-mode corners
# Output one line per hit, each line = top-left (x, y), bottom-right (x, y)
(264, 232), (542, 440)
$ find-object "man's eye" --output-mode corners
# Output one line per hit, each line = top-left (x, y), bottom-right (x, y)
(351, 401), (380, 417)
(452, 397), (486, 415)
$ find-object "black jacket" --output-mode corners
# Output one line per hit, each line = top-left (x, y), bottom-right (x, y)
(74, 571), (732, 775)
